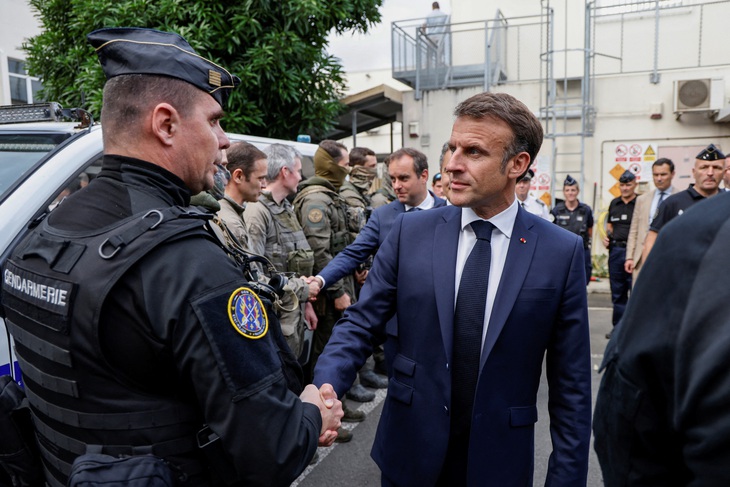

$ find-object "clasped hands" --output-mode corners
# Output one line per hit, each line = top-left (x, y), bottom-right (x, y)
(300, 383), (344, 447)
(303, 276), (324, 301)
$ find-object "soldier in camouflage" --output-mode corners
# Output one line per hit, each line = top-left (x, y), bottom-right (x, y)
(293, 140), (364, 439)
(244, 144), (319, 360)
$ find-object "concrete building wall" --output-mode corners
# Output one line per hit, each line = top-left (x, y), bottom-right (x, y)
(337, 69), (410, 157)
(401, 0), (730, 216)
(0, 0), (41, 104)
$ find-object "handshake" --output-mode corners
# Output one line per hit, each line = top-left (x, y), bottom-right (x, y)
(300, 383), (344, 447)
(303, 276), (324, 301)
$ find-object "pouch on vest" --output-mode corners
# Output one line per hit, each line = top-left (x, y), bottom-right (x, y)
(67, 453), (176, 487)
(330, 230), (352, 255)
(286, 248), (314, 276)
(0, 375), (45, 487)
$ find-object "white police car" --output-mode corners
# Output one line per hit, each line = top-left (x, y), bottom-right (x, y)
(0, 103), (318, 380)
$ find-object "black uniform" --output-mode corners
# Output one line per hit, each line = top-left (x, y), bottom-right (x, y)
(0, 156), (320, 486)
(551, 201), (594, 285)
(649, 184), (706, 233)
(594, 192), (730, 486)
(606, 196), (636, 326)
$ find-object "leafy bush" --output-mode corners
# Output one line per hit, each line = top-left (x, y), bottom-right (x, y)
(24, 0), (382, 140)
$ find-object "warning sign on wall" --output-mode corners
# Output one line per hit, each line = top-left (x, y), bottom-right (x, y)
(610, 141), (657, 183)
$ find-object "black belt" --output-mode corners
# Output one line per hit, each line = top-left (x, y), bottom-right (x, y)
(610, 240), (627, 248)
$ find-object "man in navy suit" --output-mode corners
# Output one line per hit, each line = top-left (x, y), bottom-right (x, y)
(310, 147), (446, 387)
(312, 147), (446, 290)
(313, 92), (591, 486)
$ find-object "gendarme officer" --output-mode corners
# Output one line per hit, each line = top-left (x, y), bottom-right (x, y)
(551, 175), (594, 285)
(0, 27), (341, 486)
(603, 169), (637, 336)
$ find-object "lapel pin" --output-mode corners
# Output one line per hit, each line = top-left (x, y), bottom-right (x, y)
(520, 237), (527, 244)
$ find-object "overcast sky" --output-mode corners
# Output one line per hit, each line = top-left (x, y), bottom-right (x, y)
(327, 0), (449, 72)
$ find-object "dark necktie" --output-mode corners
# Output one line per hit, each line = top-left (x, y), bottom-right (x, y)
(521, 201), (526, 209)
(653, 191), (666, 221)
(441, 219), (494, 484)
(407, 207), (421, 212)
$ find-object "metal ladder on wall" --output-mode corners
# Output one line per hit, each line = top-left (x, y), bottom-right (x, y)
(540, 1), (595, 208)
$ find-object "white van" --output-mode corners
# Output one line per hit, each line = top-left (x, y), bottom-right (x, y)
(0, 103), (318, 380)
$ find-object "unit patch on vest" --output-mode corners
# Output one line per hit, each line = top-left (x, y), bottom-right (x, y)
(227, 287), (268, 339)
(2, 261), (74, 318)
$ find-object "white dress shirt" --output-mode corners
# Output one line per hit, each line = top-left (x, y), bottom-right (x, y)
(455, 200), (518, 354)
(405, 191), (435, 211)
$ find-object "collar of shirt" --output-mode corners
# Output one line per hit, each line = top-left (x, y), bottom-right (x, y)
(222, 195), (245, 215)
(459, 199), (517, 239)
(405, 191), (435, 211)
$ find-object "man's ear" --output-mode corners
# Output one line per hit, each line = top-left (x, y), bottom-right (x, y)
(230, 168), (244, 183)
(420, 168), (429, 184)
(151, 103), (178, 147)
(508, 152), (532, 180)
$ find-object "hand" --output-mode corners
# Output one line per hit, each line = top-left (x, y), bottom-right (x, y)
(354, 268), (368, 286)
(624, 259), (635, 274)
(602, 236), (610, 248)
(304, 276), (322, 301)
(333, 293), (351, 311)
(300, 384), (343, 447)
(304, 302), (318, 330)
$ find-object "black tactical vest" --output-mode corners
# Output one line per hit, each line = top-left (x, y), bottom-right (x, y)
(2, 207), (224, 486)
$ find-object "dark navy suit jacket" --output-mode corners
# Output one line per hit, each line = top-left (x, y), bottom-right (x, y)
(318, 193), (446, 288)
(313, 205), (592, 487)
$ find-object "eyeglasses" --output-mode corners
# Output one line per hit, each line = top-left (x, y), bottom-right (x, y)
(433, 173), (442, 182)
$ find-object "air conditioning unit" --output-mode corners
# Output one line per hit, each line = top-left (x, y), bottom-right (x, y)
(673, 78), (724, 115)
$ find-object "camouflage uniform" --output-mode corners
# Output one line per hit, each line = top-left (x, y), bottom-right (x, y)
(293, 177), (355, 374)
(217, 195), (251, 251)
(244, 192), (314, 358)
(368, 180), (396, 209)
(339, 180), (369, 242)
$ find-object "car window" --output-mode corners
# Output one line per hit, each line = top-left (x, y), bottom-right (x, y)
(46, 154), (104, 212)
(0, 132), (71, 200)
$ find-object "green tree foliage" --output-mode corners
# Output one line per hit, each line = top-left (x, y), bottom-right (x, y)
(23, 0), (382, 139)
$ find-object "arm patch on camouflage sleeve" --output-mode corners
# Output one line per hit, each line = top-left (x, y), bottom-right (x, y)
(307, 208), (324, 224)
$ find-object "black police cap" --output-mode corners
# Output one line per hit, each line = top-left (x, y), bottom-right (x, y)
(87, 27), (241, 108)
(564, 174), (577, 186)
(618, 169), (636, 183)
(696, 143), (726, 161)
(517, 169), (534, 183)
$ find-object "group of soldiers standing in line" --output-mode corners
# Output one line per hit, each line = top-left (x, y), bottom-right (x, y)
(201, 138), (407, 444)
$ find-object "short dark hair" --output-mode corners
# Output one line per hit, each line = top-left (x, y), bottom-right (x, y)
(439, 142), (451, 171)
(653, 157), (675, 173)
(454, 92), (543, 172)
(390, 147), (428, 176)
(101, 74), (200, 146)
(318, 139), (348, 163)
(227, 142), (267, 181)
(349, 147), (376, 166)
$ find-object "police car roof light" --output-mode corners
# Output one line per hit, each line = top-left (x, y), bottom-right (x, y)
(0, 103), (93, 128)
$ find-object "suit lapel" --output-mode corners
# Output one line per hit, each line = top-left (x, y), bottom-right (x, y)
(480, 209), (537, 370)
(433, 207), (461, 365)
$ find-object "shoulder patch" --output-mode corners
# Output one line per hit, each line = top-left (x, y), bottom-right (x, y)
(307, 208), (324, 223)
(228, 287), (268, 339)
